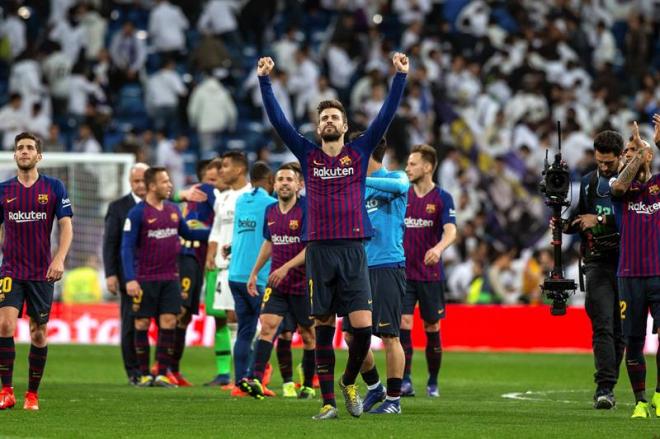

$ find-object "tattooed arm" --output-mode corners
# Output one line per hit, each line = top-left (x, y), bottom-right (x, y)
(611, 121), (649, 196)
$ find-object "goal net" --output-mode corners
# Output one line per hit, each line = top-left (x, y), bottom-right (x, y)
(0, 152), (135, 272)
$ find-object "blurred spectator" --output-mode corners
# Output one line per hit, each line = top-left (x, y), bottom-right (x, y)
(0, 93), (27, 150)
(520, 249), (553, 305)
(73, 123), (102, 153)
(189, 33), (231, 73)
(43, 124), (66, 152)
(27, 102), (51, 139)
(156, 133), (188, 189)
(592, 21), (617, 71)
(187, 72), (237, 158)
(197, 0), (242, 51)
(109, 21), (146, 89)
(2, 2), (26, 60)
(49, 3), (87, 63)
(149, 0), (189, 57)
(68, 63), (105, 128)
(79, 2), (108, 62)
(146, 57), (186, 135)
(42, 42), (73, 119)
(272, 27), (301, 75)
(9, 48), (45, 115)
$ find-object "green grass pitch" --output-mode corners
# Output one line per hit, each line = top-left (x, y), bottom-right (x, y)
(0, 344), (657, 438)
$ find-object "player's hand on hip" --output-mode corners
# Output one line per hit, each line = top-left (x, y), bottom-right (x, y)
(268, 266), (288, 288)
(423, 248), (441, 266)
(46, 257), (65, 282)
(392, 52), (409, 74)
(247, 275), (258, 297)
(106, 275), (119, 295)
(126, 280), (141, 297)
(257, 57), (275, 76)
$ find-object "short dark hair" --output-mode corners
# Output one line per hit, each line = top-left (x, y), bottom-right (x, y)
(144, 166), (167, 188)
(317, 99), (347, 124)
(279, 161), (302, 175)
(593, 130), (623, 156)
(14, 132), (42, 153)
(411, 144), (438, 172)
(222, 151), (248, 173)
(196, 159), (213, 181)
(250, 161), (272, 182)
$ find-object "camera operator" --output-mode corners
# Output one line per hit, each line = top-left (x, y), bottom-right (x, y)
(558, 130), (625, 410)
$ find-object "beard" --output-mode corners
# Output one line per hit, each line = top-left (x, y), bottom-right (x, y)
(320, 126), (342, 142)
(16, 160), (37, 171)
(278, 191), (293, 202)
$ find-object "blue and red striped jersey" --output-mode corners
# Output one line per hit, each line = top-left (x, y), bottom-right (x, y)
(121, 201), (209, 282)
(180, 182), (216, 265)
(0, 174), (73, 280)
(403, 186), (456, 282)
(612, 174), (660, 277)
(263, 198), (306, 294)
(259, 72), (407, 241)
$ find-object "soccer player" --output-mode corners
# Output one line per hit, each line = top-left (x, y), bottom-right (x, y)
(258, 52), (408, 419)
(171, 159), (220, 386)
(227, 162), (276, 394)
(121, 167), (209, 387)
(204, 151), (252, 387)
(103, 162), (149, 385)
(401, 144), (457, 397)
(343, 137), (409, 414)
(610, 119), (660, 419)
(242, 163), (315, 400)
(0, 132), (73, 411)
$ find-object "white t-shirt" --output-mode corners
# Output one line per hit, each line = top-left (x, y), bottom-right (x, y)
(209, 183), (252, 268)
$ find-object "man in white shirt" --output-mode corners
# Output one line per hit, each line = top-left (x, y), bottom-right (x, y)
(109, 21), (147, 89)
(149, 0), (189, 55)
(203, 151), (252, 387)
(146, 58), (186, 135)
(42, 42), (72, 118)
(2, 6), (26, 59)
(0, 94), (28, 150)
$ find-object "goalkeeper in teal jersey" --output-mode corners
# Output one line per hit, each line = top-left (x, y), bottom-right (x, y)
(343, 138), (408, 414)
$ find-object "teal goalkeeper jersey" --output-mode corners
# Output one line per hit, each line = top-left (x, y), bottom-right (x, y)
(364, 168), (409, 267)
(228, 187), (277, 286)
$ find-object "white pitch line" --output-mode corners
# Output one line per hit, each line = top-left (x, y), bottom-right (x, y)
(501, 390), (586, 404)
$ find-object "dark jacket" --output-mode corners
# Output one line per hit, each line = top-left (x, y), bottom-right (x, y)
(103, 193), (137, 287)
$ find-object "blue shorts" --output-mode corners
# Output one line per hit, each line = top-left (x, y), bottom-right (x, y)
(133, 280), (182, 318)
(306, 240), (372, 318)
(403, 280), (446, 323)
(618, 276), (660, 337)
(179, 254), (203, 314)
(0, 277), (54, 325)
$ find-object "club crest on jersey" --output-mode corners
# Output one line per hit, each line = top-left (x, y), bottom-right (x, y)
(289, 219), (299, 230)
(171, 212), (179, 223)
(426, 203), (436, 214)
(649, 184), (660, 195)
(38, 194), (48, 204)
(339, 155), (352, 167)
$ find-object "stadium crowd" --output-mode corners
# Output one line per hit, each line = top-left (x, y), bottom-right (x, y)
(1, 0), (659, 305)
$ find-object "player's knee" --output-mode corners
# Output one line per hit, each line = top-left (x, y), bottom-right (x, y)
(159, 314), (177, 329)
(343, 331), (353, 345)
(300, 328), (315, 347)
(423, 321), (440, 332)
(30, 325), (47, 346)
(278, 330), (292, 341)
(315, 315), (334, 326)
(381, 335), (399, 348)
(400, 315), (413, 329)
(0, 319), (16, 337)
(135, 318), (150, 331)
